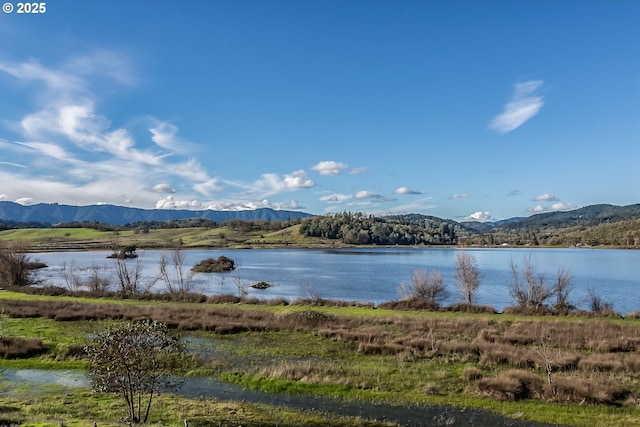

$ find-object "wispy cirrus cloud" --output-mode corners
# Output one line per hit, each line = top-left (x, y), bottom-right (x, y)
(449, 193), (472, 200)
(489, 80), (544, 133)
(0, 52), (321, 211)
(149, 120), (198, 154)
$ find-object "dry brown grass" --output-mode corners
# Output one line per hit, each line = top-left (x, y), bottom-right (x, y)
(0, 336), (46, 358)
(551, 375), (628, 404)
(578, 353), (625, 372)
(476, 369), (544, 401)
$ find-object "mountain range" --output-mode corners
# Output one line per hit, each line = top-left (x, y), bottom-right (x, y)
(1, 201), (639, 233)
(0, 201), (311, 226)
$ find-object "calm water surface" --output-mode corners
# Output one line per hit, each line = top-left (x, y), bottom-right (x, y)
(32, 248), (640, 314)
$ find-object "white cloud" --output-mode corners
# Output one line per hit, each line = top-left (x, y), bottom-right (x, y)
(394, 187), (422, 195)
(551, 202), (578, 211)
(283, 170), (315, 189)
(320, 193), (351, 203)
(533, 193), (559, 202)
(15, 197), (34, 205)
(272, 200), (303, 210)
(527, 205), (547, 213)
(464, 211), (496, 222)
(354, 190), (383, 199)
(449, 193), (472, 200)
(153, 183), (176, 193)
(489, 80), (544, 133)
(527, 201), (577, 213)
(311, 160), (348, 176)
(155, 196), (204, 210)
(348, 167), (369, 175)
(0, 195), (6, 201)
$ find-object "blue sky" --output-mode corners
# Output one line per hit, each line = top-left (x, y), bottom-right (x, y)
(0, 0), (638, 221)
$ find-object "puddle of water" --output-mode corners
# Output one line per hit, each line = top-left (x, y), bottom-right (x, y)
(0, 368), (562, 427)
(1, 369), (89, 388)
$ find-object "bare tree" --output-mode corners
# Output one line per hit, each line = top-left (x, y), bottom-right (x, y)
(400, 269), (448, 308)
(508, 255), (555, 311)
(112, 251), (158, 295)
(62, 262), (110, 293)
(61, 261), (81, 292)
(552, 267), (574, 313)
(233, 271), (249, 299)
(586, 288), (614, 314)
(159, 244), (194, 294)
(0, 240), (34, 287)
(454, 251), (482, 305)
(85, 265), (110, 292)
(113, 254), (142, 295)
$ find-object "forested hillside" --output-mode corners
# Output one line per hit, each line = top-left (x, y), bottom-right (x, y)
(299, 212), (457, 245)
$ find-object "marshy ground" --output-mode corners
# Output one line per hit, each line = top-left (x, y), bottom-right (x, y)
(1, 289), (640, 426)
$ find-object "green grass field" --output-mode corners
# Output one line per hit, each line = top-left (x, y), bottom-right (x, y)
(0, 224), (333, 251)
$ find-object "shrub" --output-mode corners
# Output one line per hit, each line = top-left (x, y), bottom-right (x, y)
(280, 310), (335, 328)
(192, 256), (235, 273)
(476, 370), (543, 401)
(398, 269), (448, 308)
(377, 297), (439, 311)
(446, 303), (496, 314)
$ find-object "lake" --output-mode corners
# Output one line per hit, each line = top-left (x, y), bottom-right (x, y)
(31, 247), (640, 314)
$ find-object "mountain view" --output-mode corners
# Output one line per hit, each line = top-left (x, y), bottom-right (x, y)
(2, 201), (639, 248)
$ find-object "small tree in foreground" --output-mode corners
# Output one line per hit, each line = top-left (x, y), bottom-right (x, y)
(454, 251), (482, 305)
(85, 320), (186, 424)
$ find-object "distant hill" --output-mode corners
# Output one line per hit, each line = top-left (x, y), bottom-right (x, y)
(458, 204), (640, 247)
(495, 204), (640, 231)
(0, 202), (312, 226)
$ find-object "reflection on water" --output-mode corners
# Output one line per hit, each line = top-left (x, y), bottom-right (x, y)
(0, 368), (89, 393)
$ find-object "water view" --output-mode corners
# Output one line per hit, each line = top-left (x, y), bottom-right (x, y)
(31, 248), (640, 315)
